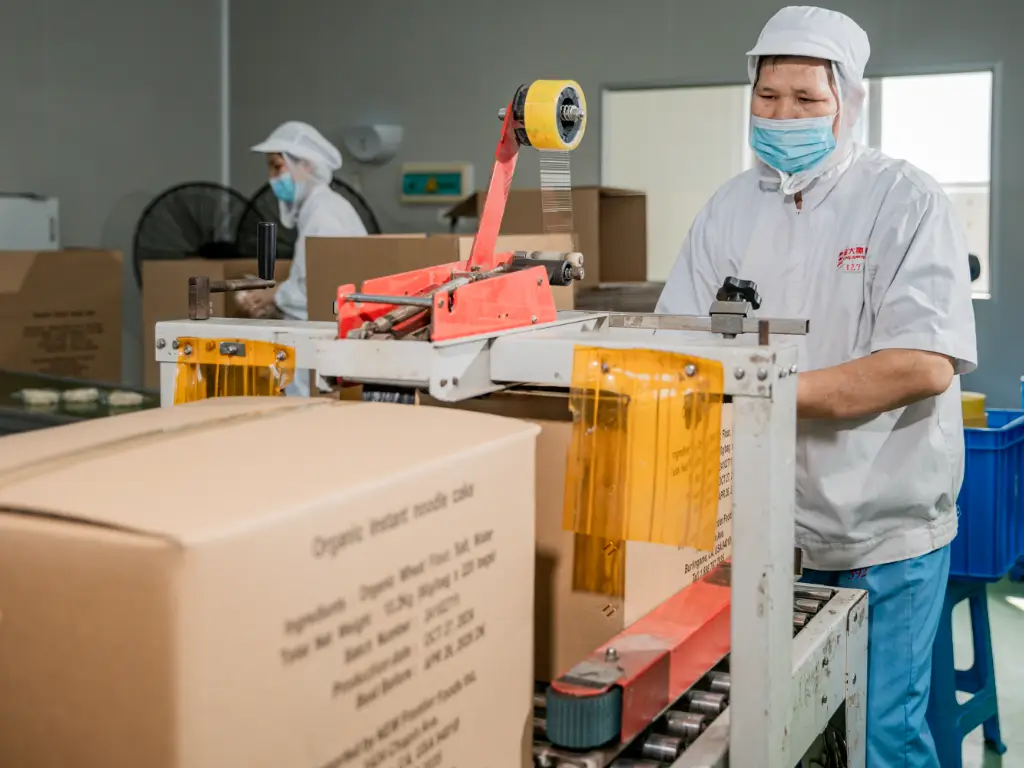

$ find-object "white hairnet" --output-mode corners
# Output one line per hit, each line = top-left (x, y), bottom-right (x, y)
(746, 6), (871, 193)
(252, 121), (343, 227)
(251, 121), (343, 184)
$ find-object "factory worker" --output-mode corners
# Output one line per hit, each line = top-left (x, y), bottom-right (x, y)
(656, 6), (976, 766)
(238, 120), (368, 396)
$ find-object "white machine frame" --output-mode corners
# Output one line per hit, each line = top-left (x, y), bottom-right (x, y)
(155, 311), (868, 768)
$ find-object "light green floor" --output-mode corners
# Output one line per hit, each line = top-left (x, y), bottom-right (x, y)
(958, 578), (1024, 767)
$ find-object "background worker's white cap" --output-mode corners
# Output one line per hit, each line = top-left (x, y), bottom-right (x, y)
(746, 6), (870, 88)
(251, 121), (343, 175)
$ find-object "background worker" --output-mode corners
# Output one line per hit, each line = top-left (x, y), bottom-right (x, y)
(656, 6), (977, 765)
(236, 120), (368, 396)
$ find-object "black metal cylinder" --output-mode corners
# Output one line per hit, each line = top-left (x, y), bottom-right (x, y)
(506, 257), (576, 286)
(257, 222), (277, 281)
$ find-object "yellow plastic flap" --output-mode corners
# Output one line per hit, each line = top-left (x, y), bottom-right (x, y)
(571, 534), (625, 597)
(173, 337), (295, 404)
(563, 346), (723, 551)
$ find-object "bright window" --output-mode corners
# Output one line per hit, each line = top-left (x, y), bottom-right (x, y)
(878, 72), (992, 185)
(874, 71), (993, 297)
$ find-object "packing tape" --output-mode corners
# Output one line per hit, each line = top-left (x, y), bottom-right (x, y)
(539, 149), (576, 247)
(0, 401), (331, 491)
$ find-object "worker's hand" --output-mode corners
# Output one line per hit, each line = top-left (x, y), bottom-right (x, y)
(234, 287), (282, 319)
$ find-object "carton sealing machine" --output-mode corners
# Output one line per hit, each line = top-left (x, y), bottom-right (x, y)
(154, 79), (867, 768)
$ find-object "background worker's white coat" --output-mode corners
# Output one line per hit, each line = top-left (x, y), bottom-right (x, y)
(273, 183), (367, 323)
(252, 121), (368, 396)
(656, 7), (978, 570)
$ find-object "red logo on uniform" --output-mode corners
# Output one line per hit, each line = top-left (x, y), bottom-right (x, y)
(837, 246), (867, 273)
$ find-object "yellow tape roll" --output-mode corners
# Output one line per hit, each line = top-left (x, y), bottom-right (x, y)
(523, 79), (587, 151)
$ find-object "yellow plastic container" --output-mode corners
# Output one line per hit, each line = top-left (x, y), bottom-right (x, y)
(173, 337), (295, 404)
(962, 391), (988, 429)
(563, 346), (724, 552)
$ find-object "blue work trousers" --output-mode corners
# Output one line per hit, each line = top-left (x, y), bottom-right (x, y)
(802, 545), (950, 768)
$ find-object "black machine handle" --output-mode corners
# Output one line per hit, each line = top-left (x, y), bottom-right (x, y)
(717, 276), (762, 310)
(188, 221), (278, 320)
(257, 222), (277, 281)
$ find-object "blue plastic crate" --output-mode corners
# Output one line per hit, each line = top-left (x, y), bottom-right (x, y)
(951, 409), (1024, 580)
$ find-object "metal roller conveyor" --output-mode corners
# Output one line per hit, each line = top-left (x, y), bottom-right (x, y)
(684, 691), (727, 718)
(793, 597), (825, 616)
(706, 672), (731, 697)
(664, 711), (707, 744)
(532, 584), (853, 768)
(641, 734), (683, 762)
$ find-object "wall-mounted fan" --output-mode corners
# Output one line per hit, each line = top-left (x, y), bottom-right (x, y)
(235, 177), (382, 260)
(131, 182), (249, 288)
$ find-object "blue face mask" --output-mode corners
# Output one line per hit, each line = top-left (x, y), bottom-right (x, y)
(750, 115), (837, 175)
(270, 172), (296, 204)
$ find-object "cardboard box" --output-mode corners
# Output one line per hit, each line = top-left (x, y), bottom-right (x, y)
(0, 397), (539, 768)
(305, 233), (576, 324)
(445, 187), (648, 286)
(424, 390), (733, 680)
(141, 258), (292, 388)
(0, 249), (122, 383)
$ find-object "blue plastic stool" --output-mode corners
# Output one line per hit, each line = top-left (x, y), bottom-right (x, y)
(928, 578), (1007, 768)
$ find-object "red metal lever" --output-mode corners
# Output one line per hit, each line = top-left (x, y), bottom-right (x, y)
(467, 100), (521, 272)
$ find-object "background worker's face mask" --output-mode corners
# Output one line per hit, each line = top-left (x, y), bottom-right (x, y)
(750, 115), (837, 175)
(270, 172), (297, 204)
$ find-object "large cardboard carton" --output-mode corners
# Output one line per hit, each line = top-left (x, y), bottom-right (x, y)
(445, 187), (648, 286)
(424, 390), (734, 680)
(305, 233), (576, 324)
(141, 258), (292, 388)
(0, 397), (538, 768)
(0, 249), (122, 382)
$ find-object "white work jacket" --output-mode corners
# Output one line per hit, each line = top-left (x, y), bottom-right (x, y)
(276, 184), (368, 322)
(276, 184), (367, 397)
(657, 145), (978, 570)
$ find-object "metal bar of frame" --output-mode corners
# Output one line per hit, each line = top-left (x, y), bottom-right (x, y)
(729, 360), (797, 766)
(844, 594), (869, 766)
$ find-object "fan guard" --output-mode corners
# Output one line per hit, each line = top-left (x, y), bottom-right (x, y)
(131, 181), (249, 288)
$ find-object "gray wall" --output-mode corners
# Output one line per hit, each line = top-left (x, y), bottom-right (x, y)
(231, 0), (1024, 405)
(1, 0), (224, 386)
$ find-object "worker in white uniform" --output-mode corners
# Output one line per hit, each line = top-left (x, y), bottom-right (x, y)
(237, 121), (368, 396)
(656, 7), (977, 765)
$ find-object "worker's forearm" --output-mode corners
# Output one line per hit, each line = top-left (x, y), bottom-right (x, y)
(796, 349), (955, 420)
